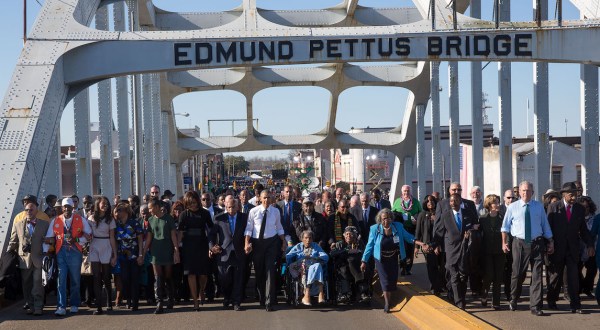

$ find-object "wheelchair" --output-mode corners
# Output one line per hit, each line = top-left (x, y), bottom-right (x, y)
(330, 249), (372, 305)
(284, 257), (331, 307)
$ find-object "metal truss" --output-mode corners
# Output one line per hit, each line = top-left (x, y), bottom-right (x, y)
(2, 0), (600, 251)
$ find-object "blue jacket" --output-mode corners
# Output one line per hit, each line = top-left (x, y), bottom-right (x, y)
(362, 222), (415, 262)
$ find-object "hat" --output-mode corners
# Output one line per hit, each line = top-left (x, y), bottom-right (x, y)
(22, 195), (38, 206)
(54, 199), (62, 207)
(344, 226), (358, 235)
(62, 198), (74, 207)
(164, 189), (174, 198)
(302, 197), (314, 204)
(560, 182), (578, 193)
(544, 189), (556, 195)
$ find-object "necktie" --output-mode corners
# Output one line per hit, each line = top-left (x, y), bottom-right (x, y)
(287, 202), (292, 224)
(566, 205), (572, 222)
(525, 204), (531, 243)
(377, 201), (380, 210)
(259, 209), (268, 240)
(229, 215), (235, 235)
(455, 213), (462, 230)
(363, 209), (368, 222)
(29, 218), (37, 227)
(243, 204), (248, 213)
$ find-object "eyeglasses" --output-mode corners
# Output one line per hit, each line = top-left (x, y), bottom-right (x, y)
(116, 209), (126, 212)
(201, 198), (209, 201)
(150, 191), (159, 195)
(451, 188), (462, 192)
(505, 196), (516, 200)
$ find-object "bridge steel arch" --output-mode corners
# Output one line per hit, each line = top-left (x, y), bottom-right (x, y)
(1, 0), (600, 251)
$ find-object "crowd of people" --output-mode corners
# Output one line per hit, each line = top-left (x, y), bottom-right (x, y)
(4, 179), (600, 318)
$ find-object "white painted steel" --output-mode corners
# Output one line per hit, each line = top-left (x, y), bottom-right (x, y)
(448, 62), (460, 183)
(73, 88), (93, 196)
(498, 0), (513, 193)
(470, 0), (483, 192)
(430, 62), (442, 195)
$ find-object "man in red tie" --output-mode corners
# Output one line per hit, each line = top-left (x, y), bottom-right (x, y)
(546, 182), (595, 314)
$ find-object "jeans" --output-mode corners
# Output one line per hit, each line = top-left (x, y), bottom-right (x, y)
(57, 247), (83, 309)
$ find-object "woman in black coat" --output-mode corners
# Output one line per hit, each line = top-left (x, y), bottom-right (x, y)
(414, 195), (444, 295)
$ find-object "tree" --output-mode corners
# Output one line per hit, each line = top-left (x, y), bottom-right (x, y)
(224, 155), (249, 177)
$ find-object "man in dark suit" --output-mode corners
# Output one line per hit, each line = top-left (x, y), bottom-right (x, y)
(292, 197), (328, 249)
(369, 188), (391, 211)
(351, 192), (378, 241)
(209, 196), (248, 311)
(239, 189), (255, 214)
(435, 182), (477, 221)
(276, 185), (301, 245)
(546, 182), (595, 314)
(434, 193), (479, 309)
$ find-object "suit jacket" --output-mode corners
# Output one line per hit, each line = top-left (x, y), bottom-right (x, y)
(434, 207), (478, 268)
(370, 199), (392, 211)
(209, 212), (248, 264)
(546, 201), (593, 263)
(435, 198), (477, 222)
(240, 202), (255, 214)
(350, 205), (378, 240)
(292, 211), (328, 248)
(7, 217), (50, 269)
(276, 200), (302, 243)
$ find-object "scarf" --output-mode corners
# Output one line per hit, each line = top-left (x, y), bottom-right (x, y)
(401, 197), (413, 213)
(334, 211), (344, 242)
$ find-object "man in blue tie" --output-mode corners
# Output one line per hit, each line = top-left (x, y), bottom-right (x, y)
(434, 193), (479, 310)
(209, 196), (249, 311)
(276, 185), (301, 246)
(501, 181), (554, 316)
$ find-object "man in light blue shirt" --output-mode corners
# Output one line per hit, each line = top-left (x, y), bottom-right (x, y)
(501, 181), (554, 316)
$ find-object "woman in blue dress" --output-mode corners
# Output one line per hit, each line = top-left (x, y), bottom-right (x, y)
(361, 208), (428, 313)
(286, 230), (329, 306)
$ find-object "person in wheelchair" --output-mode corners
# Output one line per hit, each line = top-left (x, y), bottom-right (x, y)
(286, 230), (329, 306)
(331, 226), (370, 303)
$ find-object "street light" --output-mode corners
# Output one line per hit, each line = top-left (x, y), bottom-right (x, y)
(175, 112), (190, 117)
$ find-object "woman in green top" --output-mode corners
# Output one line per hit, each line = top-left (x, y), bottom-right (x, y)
(479, 194), (504, 310)
(392, 185), (422, 275)
(142, 199), (180, 314)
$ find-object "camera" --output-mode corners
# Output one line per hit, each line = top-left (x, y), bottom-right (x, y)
(22, 243), (32, 253)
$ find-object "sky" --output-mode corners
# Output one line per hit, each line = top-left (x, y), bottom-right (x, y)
(0, 0), (588, 160)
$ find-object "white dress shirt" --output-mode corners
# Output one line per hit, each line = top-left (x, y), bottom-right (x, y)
(245, 205), (284, 239)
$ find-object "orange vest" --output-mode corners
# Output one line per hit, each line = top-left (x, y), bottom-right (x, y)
(53, 214), (85, 253)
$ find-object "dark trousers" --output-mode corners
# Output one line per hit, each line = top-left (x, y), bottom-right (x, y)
(80, 275), (95, 305)
(424, 252), (444, 293)
(91, 263), (112, 309)
(511, 238), (544, 309)
(580, 257), (597, 294)
(447, 263), (467, 309)
(547, 253), (581, 309)
(482, 253), (505, 306)
(218, 254), (246, 305)
(120, 258), (140, 308)
(252, 236), (280, 305)
(503, 251), (513, 300)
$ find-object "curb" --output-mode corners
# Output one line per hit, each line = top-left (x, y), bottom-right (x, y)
(389, 282), (497, 329)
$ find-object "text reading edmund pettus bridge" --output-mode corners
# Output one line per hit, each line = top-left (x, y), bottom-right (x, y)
(173, 34), (533, 66)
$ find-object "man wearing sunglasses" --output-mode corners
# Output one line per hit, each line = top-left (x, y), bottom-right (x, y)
(500, 189), (516, 217)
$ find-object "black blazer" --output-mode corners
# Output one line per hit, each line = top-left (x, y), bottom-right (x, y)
(327, 213), (360, 245)
(209, 212), (248, 264)
(350, 205), (378, 240)
(415, 211), (436, 246)
(546, 201), (593, 262)
(240, 202), (255, 214)
(276, 200), (302, 243)
(370, 199), (391, 211)
(292, 211), (328, 249)
(434, 207), (478, 268)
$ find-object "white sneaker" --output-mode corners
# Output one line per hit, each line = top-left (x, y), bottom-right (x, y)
(70, 306), (79, 313)
(54, 308), (66, 316)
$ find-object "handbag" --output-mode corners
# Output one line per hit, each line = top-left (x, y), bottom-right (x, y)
(81, 253), (92, 275)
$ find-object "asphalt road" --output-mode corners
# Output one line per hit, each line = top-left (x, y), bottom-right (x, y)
(0, 294), (406, 330)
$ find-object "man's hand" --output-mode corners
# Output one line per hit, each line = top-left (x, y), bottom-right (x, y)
(330, 243), (336, 250)
(547, 242), (554, 255)
(502, 242), (510, 254)
(281, 242), (287, 252)
(434, 246), (440, 256)
(360, 261), (366, 273)
(588, 247), (595, 258)
(245, 243), (252, 255)
(414, 247), (419, 258)
(473, 224), (480, 230)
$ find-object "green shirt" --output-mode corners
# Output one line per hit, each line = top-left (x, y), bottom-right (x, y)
(148, 213), (176, 265)
(392, 197), (422, 232)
